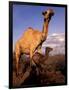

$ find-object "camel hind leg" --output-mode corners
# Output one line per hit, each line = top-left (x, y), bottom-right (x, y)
(15, 44), (20, 76)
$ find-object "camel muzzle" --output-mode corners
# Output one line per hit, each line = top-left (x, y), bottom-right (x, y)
(44, 17), (51, 22)
(44, 12), (54, 22)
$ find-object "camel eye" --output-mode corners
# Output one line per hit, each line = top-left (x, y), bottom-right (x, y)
(45, 11), (47, 14)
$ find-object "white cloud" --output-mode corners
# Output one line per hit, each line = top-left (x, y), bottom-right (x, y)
(42, 33), (65, 55)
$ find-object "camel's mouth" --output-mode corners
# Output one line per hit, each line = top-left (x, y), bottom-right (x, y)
(44, 13), (54, 22)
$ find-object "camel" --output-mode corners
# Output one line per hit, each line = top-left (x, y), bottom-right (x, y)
(45, 47), (53, 60)
(32, 47), (53, 65)
(14, 9), (54, 75)
(32, 47), (53, 75)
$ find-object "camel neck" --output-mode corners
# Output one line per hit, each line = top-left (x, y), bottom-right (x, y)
(42, 21), (49, 39)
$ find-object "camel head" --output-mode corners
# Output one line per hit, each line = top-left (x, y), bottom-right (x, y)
(42, 9), (54, 22)
(45, 47), (53, 54)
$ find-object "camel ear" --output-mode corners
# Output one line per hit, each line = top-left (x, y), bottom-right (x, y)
(51, 12), (54, 16)
(42, 12), (45, 16)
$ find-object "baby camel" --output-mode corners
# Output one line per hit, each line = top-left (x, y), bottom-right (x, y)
(14, 9), (54, 75)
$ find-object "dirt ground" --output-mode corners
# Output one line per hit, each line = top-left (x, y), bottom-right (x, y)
(12, 53), (66, 88)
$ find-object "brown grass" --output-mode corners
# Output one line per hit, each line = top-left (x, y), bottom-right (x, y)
(12, 53), (66, 88)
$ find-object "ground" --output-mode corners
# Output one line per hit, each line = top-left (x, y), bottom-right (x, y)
(12, 52), (66, 88)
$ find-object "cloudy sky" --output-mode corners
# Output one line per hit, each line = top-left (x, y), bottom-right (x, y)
(42, 33), (65, 55)
(13, 4), (65, 55)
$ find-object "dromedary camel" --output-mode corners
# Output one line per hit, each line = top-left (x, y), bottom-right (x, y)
(14, 9), (54, 75)
(32, 47), (53, 65)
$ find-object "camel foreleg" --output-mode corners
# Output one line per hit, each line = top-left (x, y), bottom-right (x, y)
(30, 47), (36, 67)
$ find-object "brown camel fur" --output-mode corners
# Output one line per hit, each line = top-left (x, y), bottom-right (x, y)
(14, 9), (54, 75)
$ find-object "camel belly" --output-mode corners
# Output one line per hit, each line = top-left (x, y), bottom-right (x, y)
(22, 48), (30, 55)
(20, 43), (30, 54)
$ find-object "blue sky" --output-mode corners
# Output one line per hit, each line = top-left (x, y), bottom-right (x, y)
(13, 4), (65, 52)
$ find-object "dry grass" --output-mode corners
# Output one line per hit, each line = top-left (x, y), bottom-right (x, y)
(12, 53), (66, 88)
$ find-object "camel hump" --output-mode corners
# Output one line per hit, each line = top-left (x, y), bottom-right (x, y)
(26, 27), (34, 32)
(28, 27), (33, 29)
(22, 27), (34, 37)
